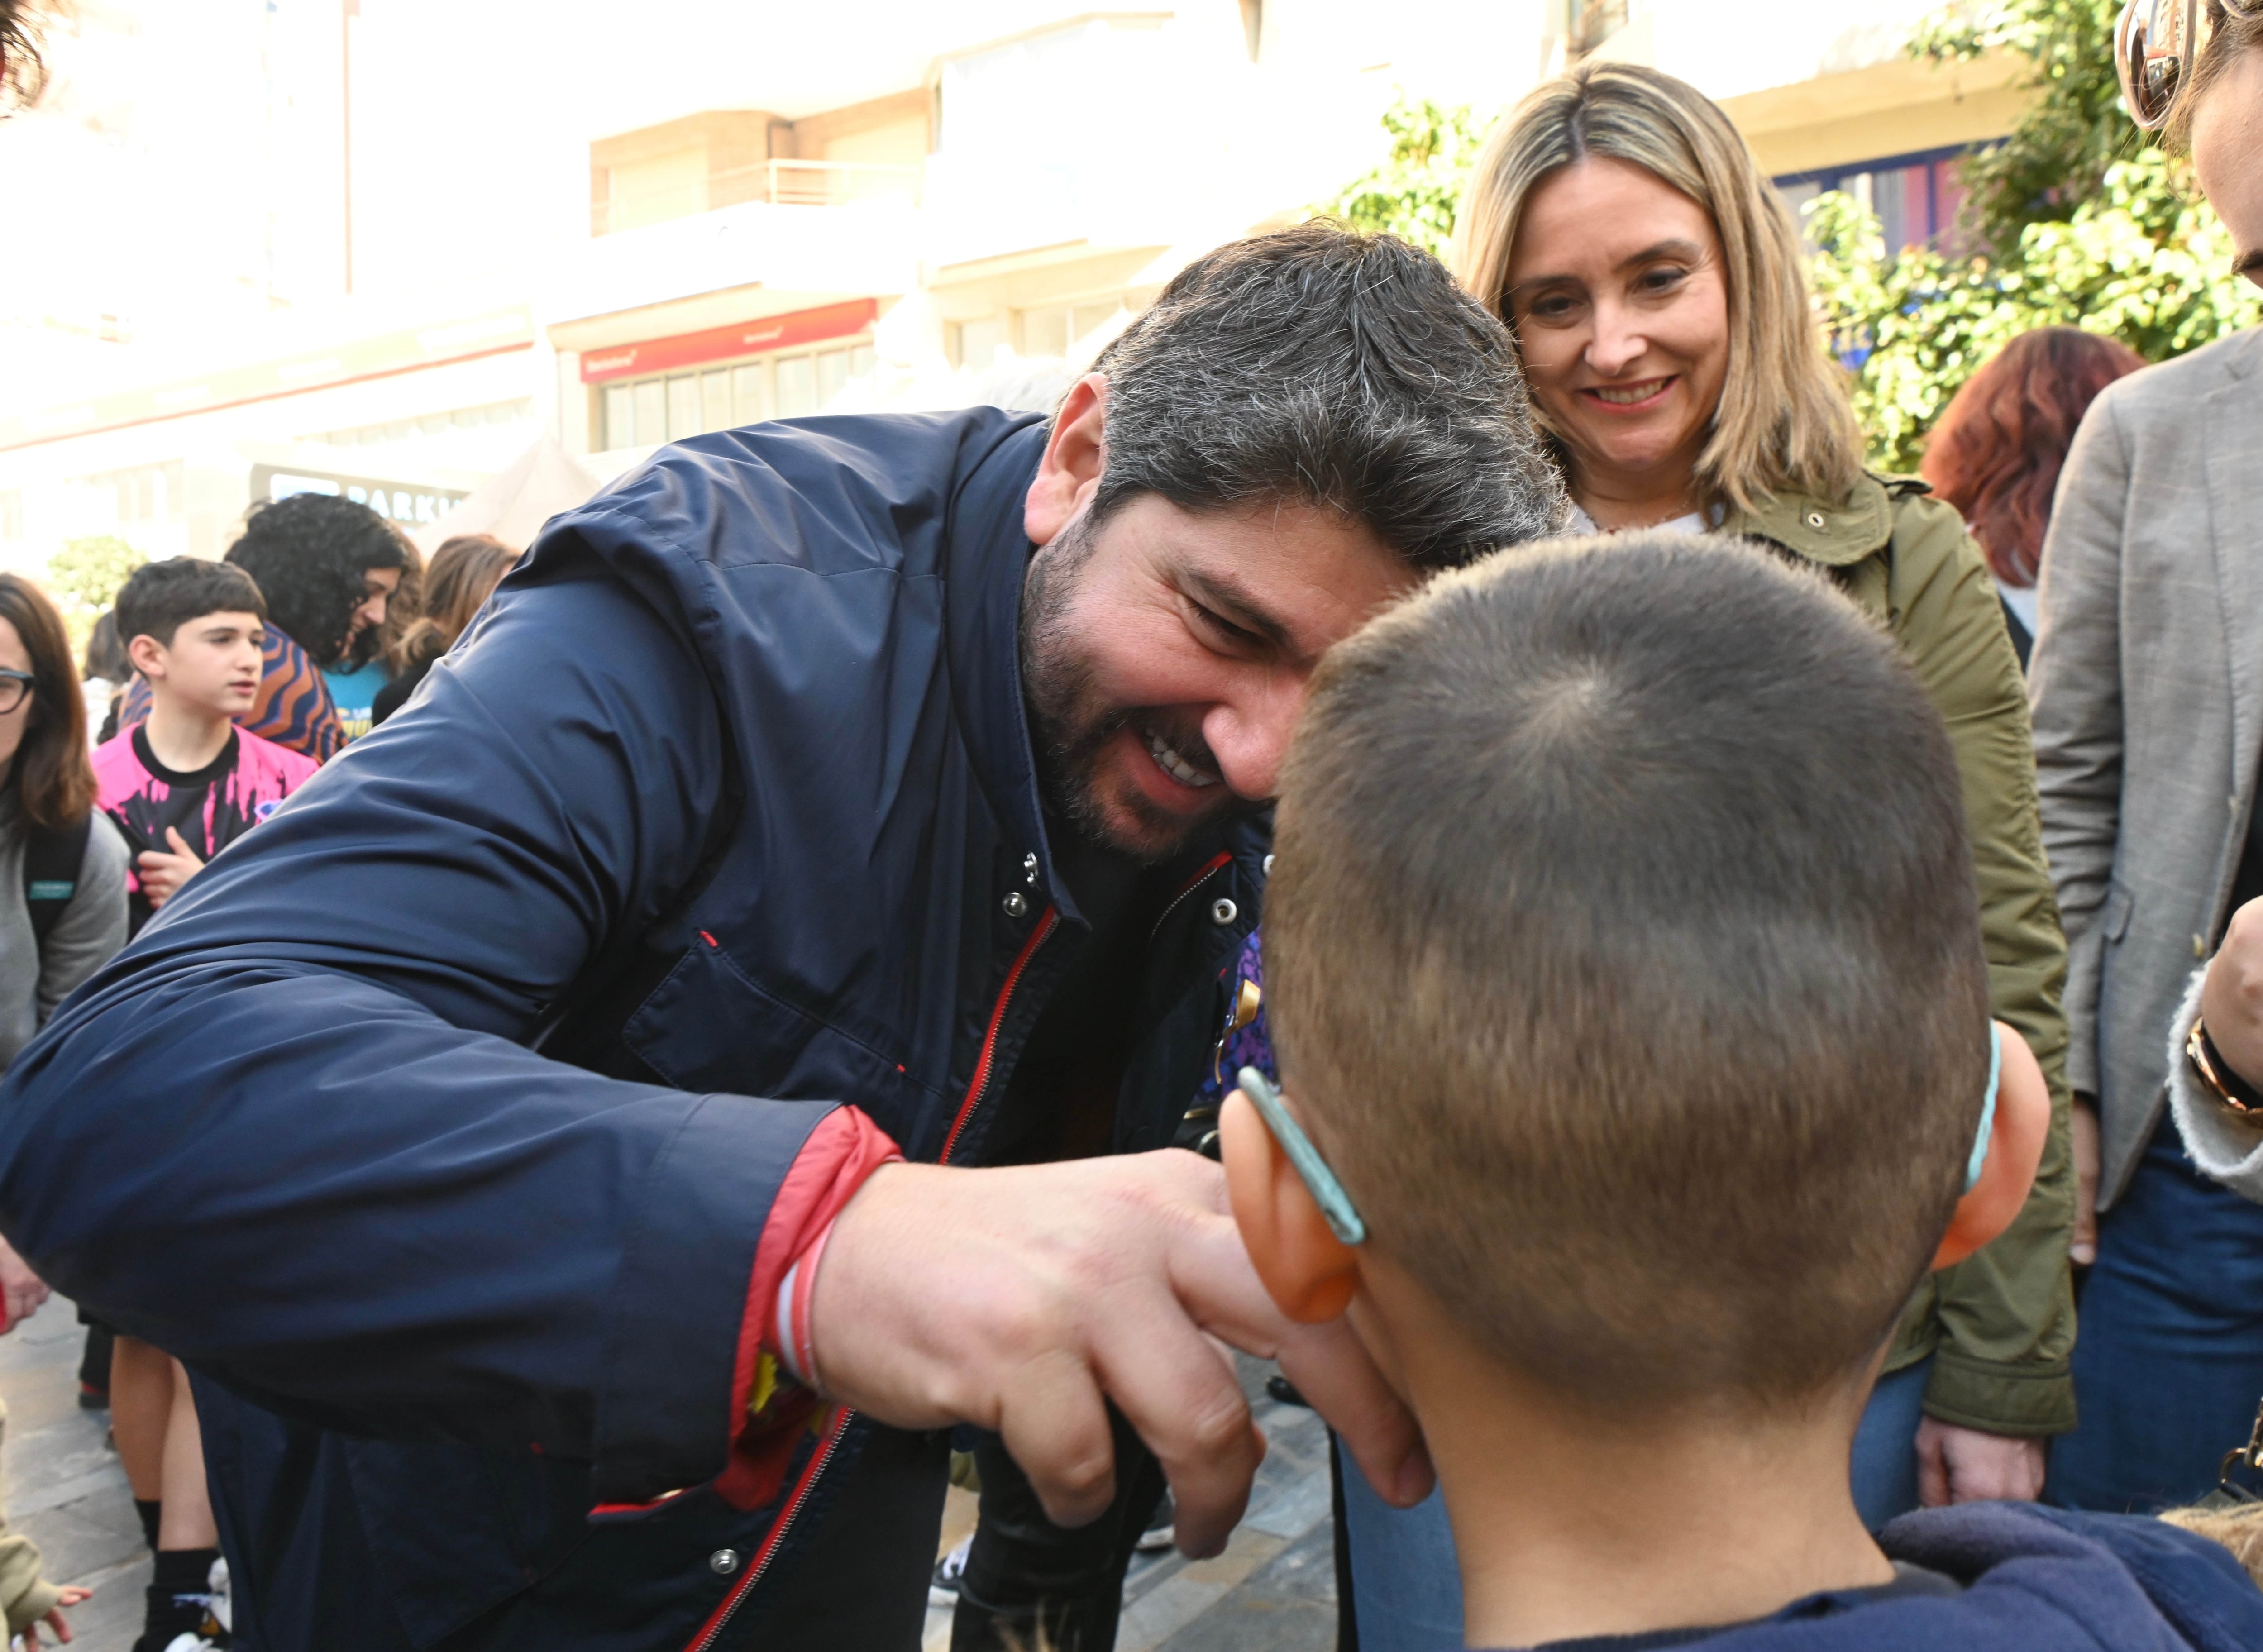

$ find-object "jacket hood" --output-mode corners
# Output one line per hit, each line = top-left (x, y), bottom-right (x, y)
(1594, 1505), (2263, 1652)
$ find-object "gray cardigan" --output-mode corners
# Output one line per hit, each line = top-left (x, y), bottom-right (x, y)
(2030, 325), (2263, 1207)
(0, 792), (129, 1072)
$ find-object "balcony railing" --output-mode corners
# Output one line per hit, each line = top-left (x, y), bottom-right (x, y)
(592, 159), (921, 237)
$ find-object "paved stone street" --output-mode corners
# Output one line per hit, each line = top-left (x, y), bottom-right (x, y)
(1, 1314), (1337, 1652)
(0, 1300), (149, 1652)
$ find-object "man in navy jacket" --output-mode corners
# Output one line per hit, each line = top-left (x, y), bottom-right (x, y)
(0, 226), (1564, 1649)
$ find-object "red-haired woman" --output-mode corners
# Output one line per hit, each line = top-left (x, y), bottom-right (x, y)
(1920, 328), (2145, 666)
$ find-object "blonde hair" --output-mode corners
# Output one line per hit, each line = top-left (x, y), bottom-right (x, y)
(2162, 1501), (2263, 1586)
(1454, 61), (1864, 514)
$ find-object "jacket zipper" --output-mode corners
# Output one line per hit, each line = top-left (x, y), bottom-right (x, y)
(681, 1408), (851, 1652)
(677, 905), (1060, 1648)
(940, 906), (1060, 1164)
(1147, 851), (1233, 945)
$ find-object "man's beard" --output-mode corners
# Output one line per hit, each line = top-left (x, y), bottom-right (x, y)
(1019, 517), (1241, 865)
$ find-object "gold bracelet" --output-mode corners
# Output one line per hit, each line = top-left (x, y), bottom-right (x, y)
(2187, 1017), (2263, 1127)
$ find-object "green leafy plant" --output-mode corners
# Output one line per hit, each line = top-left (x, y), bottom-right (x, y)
(1809, 152), (2260, 472)
(1811, 0), (2260, 471)
(1320, 95), (1491, 260)
(44, 535), (146, 658)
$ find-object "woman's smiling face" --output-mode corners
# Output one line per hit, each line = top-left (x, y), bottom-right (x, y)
(1504, 156), (1731, 512)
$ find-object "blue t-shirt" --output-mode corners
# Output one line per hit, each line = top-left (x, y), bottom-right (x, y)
(322, 660), (394, 743)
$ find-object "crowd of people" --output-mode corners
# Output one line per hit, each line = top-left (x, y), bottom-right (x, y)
(0, 3), (2261, 1652)
(0, 516), (516, 1649)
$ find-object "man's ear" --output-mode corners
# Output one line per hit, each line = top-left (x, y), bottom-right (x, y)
(1220, 1085), (1362, 1323)
(1933, 1022), (2050, 1270)
(126, 633), (167, 681)
(1022, 373), (1107, 549)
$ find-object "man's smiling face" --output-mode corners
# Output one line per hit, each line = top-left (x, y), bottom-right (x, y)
(1021, 489), (1416, 862)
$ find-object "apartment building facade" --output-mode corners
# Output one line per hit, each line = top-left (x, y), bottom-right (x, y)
(0, 0), (2032, 573)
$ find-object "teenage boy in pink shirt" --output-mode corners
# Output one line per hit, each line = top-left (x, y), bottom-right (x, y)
(94, 555), (317, 1652)
(96, 559), (318, 936)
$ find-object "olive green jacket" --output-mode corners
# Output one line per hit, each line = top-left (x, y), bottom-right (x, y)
(1721, 473), (2077, 1437)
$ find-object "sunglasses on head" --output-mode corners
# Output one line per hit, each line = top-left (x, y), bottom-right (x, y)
(2118, 0), (2263, 130)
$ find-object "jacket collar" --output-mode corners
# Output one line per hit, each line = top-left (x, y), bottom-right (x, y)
(1717, 471), (1902, 568)
(940, 419), (1101, 926)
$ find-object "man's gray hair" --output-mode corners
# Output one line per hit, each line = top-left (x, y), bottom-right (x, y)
(1089, 222), (1566, 568)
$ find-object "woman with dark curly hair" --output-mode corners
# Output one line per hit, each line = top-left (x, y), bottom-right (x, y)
(226, 494), (417, 740)
(1919, 328), (2145, 666)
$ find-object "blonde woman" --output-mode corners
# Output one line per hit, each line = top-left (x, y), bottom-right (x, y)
(1327, 61), (2077, 1650)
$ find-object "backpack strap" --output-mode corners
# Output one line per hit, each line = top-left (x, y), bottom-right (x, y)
(23, 812), (94, 948)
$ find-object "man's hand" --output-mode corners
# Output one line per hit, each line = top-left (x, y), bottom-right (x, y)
(136, 828), (204, 910)
(811, 1151), (1432, 1558)
(21, 1585), (92, 1647)
(2203, 898), (2263, 1089)
(2070, 1095), (2100, 1266)
(1914, 1417), (2046, 1506)
(0, 1234), (51, 1332)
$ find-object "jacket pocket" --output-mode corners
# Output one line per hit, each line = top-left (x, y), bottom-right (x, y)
(619, 941), (938, 1144)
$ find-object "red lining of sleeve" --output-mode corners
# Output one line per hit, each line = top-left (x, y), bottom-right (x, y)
(714, 1106), (900, 1510)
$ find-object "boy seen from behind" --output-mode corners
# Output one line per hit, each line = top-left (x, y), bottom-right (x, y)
(95, 556), (318, 1652)
(1225, 535), (2263, 1650)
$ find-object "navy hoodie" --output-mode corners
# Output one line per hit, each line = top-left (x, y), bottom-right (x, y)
(1507, 1505), (2263, 1652)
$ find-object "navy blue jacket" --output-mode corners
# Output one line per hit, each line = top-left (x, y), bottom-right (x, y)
(1510, 1505), (2263, 1652)
(0, 410), (1265, 1649)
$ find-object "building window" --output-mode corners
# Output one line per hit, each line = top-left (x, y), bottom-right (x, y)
(66, 461), (185, 531)
(312, 398), (534, 449)
(1776, 147), (1971, 254)
(598, 340), (878, 450)
(952, 316), (1008, 371)
(947, 300), (1131, 370)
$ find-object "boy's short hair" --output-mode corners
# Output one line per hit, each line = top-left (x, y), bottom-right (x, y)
(1266, 534), (1989, 1411)
(116, 557), (267, 653)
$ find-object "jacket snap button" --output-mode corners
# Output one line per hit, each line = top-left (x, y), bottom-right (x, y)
(710, 1547), (740, 1576)
(1023, 851), (1041, 886)
(1210, 898), (1238, 926)
(1003, 892), (1029, 919)
(1805, 511), (1825, 528)
(1261, 854), (1275, 875)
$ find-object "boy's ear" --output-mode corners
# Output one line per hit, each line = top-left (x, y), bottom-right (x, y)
(1932, 1023), (2050, 1270)
(125, 632), (167, 680)
(1022, 373), (1107, 549)
(1220, 1085), (1362, 1323)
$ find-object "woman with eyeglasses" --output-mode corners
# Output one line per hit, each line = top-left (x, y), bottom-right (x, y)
(2033, 0), (2263, 1513)
(0, 573), (129, 1074)
(0, 573), (117, 1648)
(1321, 61), (2076, 1651)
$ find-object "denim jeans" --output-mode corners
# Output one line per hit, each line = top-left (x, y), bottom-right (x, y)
(1332, 1356), (1941, 1651)
(2048, 1110), (2263, 1513)
(1848, 1356), (1934, 1528)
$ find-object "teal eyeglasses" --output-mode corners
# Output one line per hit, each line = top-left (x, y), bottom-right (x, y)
(1240, 1023), (2005, 1250)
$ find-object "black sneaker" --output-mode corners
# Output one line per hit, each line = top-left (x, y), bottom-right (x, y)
(1135, 1492), (1176, 1552)
(929, 1533), (972, 1606)
(1265, 1374), (1309, 1408)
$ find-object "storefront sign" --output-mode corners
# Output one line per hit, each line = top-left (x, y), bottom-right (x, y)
(251, 464), (469, 528)
(579, 297), (880, 383)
